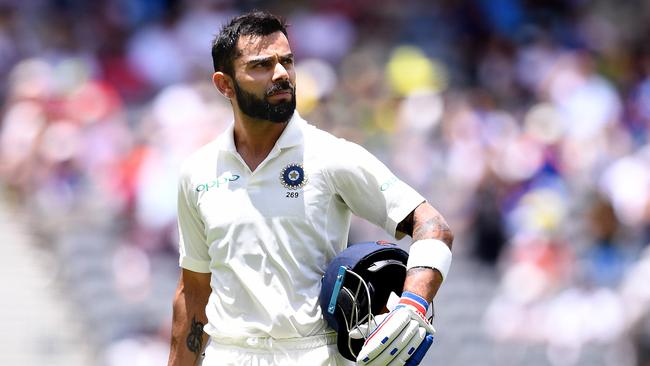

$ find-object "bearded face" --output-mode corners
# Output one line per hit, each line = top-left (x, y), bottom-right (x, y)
(233, 78), (296, 123)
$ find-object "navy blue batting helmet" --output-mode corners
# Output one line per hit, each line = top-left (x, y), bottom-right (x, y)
(319, 241), (408, 361)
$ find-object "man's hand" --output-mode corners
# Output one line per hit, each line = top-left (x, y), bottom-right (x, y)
(355, 292), (435, 366)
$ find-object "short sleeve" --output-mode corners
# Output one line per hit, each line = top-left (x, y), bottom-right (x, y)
(324, 140), (425, 239)
(177, 165), (211, 273)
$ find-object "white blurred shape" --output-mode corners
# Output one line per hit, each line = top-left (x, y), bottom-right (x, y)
(152, 84), (205, 129)
(545, 287), (624, 349)
(105, 336), (168, 366)
(135, 150), (181, 230)
(175, 9), (234, 71)
(599, 154), (650, 226)
(481, 110), (519, 149)
(397, 89), (443, 132)
(112, 244), (151, 303)
(1, 101), (46, 163)
(545, 288), (587, 349)
(524, 103), (564, 144)
(53, 57), (94, 94)
(584, 288), (624, 343)
(620, 247), (650, 329)
(127, 25), (189, 87)
(502, 262), (548, 304)
(547, 55), (621, 139)
(483, 296), (526, 340)
(446, 140), (485, 190)
(8, 57), (54, 99)
(290, 12), (355, 62)
(490, 136), (544, 182)
(38, 121), (81, 163)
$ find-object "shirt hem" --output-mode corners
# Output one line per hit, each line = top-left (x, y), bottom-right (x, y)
(179, 256), (211, 273)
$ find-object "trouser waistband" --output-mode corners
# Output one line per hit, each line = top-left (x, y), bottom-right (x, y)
(208, 332), (338, 351)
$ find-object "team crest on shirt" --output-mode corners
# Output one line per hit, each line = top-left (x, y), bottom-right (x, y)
(280, 163), (308, 190)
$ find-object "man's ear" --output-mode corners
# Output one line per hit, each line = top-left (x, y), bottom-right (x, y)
(213, 72), (235, 99)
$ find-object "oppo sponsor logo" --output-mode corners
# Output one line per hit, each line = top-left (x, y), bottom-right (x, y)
(195, 174), (240, 192)
(380, 176), (398, 191)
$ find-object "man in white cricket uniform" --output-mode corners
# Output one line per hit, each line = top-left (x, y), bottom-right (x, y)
(178, 113), (424, 365)
(167, 11), (454, 366)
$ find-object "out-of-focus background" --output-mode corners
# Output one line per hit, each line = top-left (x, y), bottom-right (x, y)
(1, 0), (649, 365)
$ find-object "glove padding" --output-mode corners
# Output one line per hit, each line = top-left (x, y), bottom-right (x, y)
(353, 292), (435, 366)
(404, 334), (434, 366)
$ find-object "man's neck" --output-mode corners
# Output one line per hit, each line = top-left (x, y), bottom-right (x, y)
(233, 111), (289, 172)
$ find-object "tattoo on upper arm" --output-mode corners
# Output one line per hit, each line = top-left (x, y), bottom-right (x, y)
(186, 316), (205, 355)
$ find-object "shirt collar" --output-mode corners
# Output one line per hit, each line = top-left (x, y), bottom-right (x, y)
(275, 111), (305, 149)
(217, 111), (305, 152)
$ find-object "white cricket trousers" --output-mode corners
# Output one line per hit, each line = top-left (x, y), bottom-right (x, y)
(201, 332), (354, 366)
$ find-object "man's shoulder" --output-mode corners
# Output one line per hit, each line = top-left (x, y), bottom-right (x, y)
(180, 139), (222, 177)
(299, 120), (375, 173)
(300, 119), (351, 150)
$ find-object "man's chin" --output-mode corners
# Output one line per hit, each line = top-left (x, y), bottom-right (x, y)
(240, 107), (294, 123)
(268, 108), (295, 123)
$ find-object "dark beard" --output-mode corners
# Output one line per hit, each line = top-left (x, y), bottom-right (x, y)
(233, 79), (296, 123)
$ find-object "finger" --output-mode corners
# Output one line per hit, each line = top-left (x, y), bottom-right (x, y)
(404, 333), (434, 366)
(365, 320), (420, 366)
(349, 313), (389, 339)
(389, 327), (426, 366)
(349, 328), (364, 340)
(410, 311), (436, 335)
(357, 311), (410, 363)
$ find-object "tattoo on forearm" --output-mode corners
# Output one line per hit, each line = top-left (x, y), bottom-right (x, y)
(413, 215), (453, 246)
(186, 316), (204, 355)
(397, 204), (454, 247)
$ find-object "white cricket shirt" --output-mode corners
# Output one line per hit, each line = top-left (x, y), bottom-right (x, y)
(177, 112), (425, 339)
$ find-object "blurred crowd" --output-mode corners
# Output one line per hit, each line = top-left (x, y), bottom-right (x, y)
(1, 0), (650, 365)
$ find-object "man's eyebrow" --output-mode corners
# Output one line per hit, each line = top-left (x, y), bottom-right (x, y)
(245, 53), (294, 65)
(246, 56), (272, 66)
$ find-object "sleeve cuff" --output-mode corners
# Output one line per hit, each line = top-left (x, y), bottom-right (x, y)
(387, 195), (426, 240)
(179, 256), (211, 273)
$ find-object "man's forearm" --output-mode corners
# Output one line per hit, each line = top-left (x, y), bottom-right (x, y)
(167, 277), (210, 366)
(398, 202), (454, 302)
(410, 203), (454, 247)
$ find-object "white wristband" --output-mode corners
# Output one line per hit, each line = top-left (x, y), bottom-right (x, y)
(406, 239), (452, 280)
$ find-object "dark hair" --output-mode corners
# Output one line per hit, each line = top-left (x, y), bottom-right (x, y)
(211, 11), (289, 76)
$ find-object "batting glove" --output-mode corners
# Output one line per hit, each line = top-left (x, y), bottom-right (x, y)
(354, 292), (435, 366)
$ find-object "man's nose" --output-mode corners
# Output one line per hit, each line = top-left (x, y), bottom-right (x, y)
(272, 62), (289, 81)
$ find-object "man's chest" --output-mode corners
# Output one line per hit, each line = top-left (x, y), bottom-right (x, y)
(192, 154), (333, 236)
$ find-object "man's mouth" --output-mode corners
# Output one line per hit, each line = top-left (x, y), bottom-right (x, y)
(266, 81), (294, 98)
(267, 88), (293, 101)
(268, 89), (292, 96)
